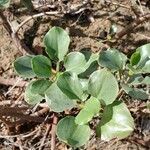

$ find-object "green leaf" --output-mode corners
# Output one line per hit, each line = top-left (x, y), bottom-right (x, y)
(25, 80), (44, 105)
(130, 43), (150, 73)
(130, 51), (141, 66)
(98, 49), (127, 71)
(45, 82), (75, 112)
(75, 97), (100, 125)
(30, 79), (52, 96)
(31, 55), (51, 78)
(56, 116), (91, 148)
(14, 55), (35, 78)
(57, 72), (88, 100)
(122, 84), (149, 100)
(64, 52), (98, 75)
(88, 69), (119, 105)
(96, 101), (134, 141)
(21, 0), (33, 10)
(64, 52), (86, 74)
(44, 27), (70, 61)
(0, 0), (10, 8)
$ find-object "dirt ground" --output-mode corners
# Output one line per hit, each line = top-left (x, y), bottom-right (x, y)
(0, 0), (150, 149)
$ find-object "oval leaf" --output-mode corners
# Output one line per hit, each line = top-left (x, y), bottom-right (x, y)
(44, 27), (70, 61)
(57, 72), (88, 100)
(14, 55), (35, 78)
(96, 101), (134, 141)
(75, 97), (100, 125)
(98, 49), (127, 71)
(56, 116), (91, 148)
(45, 82), (75, 112)
(0, 0), (10, 8)
(64, 51), (99, 75)
(25, 81), (44, 105)
(122, 84), (149, 100)
(64, 52), (87, 74)
(30, 79), (52, 96)
(88, 69), (119, 105)
(31, 55), (51, 78)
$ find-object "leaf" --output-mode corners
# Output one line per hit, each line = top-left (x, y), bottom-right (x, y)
(64, 52), (98, 75)
(45, 82), (75, 112)
(88, 69), (119, 105)
(64, 52), (87, 74)
(128, 74), (150, 85)
(21, 0), (34, 11)
(96, 101), (134, 141)
(56, 116), (91, 148)
(0, 0), (10, 8)
(31, 55), (51, 78)
(130, 51), (141, 66)
(14, 55), (35, 78)
(44, 27), (70, 61)
(122, 84), (149, 100)
(30, 79), (52, 96)
(75, 97), (100, 125)
(57, 72), (88, 100)
(130, 43), (150, 73)
(98, 49), (127, 71)
(25, 81), (44, 105)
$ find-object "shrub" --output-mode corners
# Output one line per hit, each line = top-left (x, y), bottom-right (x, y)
(14, 26), (150, 148)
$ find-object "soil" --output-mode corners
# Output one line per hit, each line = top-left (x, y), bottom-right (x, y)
(0, 0), (150, 149)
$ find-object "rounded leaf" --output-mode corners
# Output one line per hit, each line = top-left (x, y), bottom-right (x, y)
(75, 97), (100, 125)
(96, 101), (134, 141)
(44, 27), (70, 61)
(30, 79), (52, 96)
(25, 81), (44, 105)
(14, 55), (35, 78)
(88, 69), (119, 105)
(122, 84), (149, 100)
(31, 55), (51, 78)
(0, 0), (10, 8)
(57, 72), (88, 100)
(56, 116), (91, 148)
(45, 82), (75, 112)
(64, 52), (87, 74)
(98, 49), (127, 71)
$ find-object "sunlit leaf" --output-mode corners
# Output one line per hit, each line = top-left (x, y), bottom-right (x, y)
(45, 82), (75, 112)
(57, 72), (88, 100)
(44, 27), (70, 61)
(98, 49), (127, 71)
(75, 97), (100, 125)
(57, 116), (91, 147)
(88, 69), (119, 105)
(122, 84), (149, 100)
(96, 101), (134, 141)
(14, 55), (35, 78)
(0, 0), (10, 8)
(25, 80), (44, 105)
(31, 55), (51, 78)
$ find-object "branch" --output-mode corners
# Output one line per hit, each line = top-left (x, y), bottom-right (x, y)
(116, 13), (150, 38)
(0, 77), (27, 87)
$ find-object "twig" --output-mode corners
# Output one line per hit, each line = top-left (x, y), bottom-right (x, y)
(14, 11), (60, 34)
(116, 13), (150, 38)
(0, 107), (48, 123)
(32, 107), (49, 117)
(39, 124), (51, 150)
(0, 77), (27, 87)
(51, 115), (58, 150)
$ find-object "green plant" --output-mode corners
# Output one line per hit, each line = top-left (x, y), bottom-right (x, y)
(14, 26), (150, 148)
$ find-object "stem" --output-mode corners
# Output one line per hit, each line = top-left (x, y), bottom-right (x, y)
(56, 61), (60, 72)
